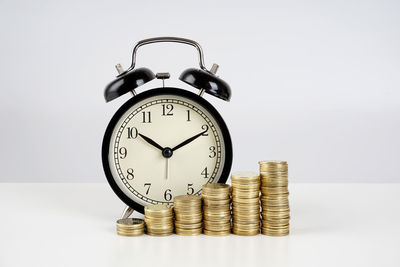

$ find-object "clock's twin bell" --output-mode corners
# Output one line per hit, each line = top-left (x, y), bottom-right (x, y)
(104, 37), (231, 102)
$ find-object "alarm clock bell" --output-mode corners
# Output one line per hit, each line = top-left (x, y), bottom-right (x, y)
(103, 37), (231, 103)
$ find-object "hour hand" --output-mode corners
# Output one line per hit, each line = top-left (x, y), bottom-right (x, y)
(138, 133), (164, 151)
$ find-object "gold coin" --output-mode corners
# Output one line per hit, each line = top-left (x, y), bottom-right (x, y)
(204, 223), (231, 231)
(145, 204), (172, 217)
(231, 171), (260, 182)
(117, 228), (144, 234)
(262, 217), (290, 223)
(259, 160), (288, 167)
(175, 227), (202, 236)
(174, 195), (202, 203)
(231, 197), (260, 204)
(174, 221), (203, 229)
(232, 208), (260, 215)
(262, 225), (290, 230)
(233, 221), (260, 228)
(232, 202), (260, 208)
(232, 192), (260, 199)
(260, 197), (289, 203)
(261, 229), (289, 236)
(117, 231), (144, 236)
(232, 218), (260, 224)
(231, 181), (260, 187)
(232, 229), (259, 236)
(202, 194), (230, 201)
(232, 217), (260, 224)
(203, 219), (231, 225)
(174, 211), (202, 217)
(146, 227), (174, 233)
(260, 173), (288, 177)
(202, 183), (230, 191)
(146, 232), (173, 237)
(204, 229), (231, 236)
(117, 218), (144, 227)
(203, 198), (231, 206)
(144, 215), (173, 221)
(204, 214), (231, 221)
(203, 205), (231, 212)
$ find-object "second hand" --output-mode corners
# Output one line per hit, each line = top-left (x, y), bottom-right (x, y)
(166, 158), (170, 180)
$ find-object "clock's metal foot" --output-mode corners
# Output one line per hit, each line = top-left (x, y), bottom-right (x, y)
(121, 205), (134, 219)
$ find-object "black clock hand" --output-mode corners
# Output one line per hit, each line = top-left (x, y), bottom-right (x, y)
(172, 129), (208, 151)
(138, 133), (164, 151)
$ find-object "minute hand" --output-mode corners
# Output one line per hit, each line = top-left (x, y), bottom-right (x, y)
(172, 130), (207, 151)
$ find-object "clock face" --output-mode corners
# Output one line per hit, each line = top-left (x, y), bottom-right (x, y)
(102, 88), (232, 213)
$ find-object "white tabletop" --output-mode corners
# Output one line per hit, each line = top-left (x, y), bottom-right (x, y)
(0, 183), (399, 267)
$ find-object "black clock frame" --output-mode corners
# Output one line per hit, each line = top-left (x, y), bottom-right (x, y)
(102, 87), (233, 214)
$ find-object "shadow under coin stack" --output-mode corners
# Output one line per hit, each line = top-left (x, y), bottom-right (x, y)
(202, 183), (231, 236)
(116, 218), (145, 236)
(173, 195), (203, 236)
(259, 161), (290, 236)
(144, 204), (174, 236)
(231, 172), (261, 236)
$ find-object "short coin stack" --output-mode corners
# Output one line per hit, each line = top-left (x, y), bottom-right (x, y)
(259, 160), (290, 236)
(231, 172), (261, 236)
(144, 204), (174, 236)
(116, 218), (145, 236)
(202, 183), (231, 236)
(173, 195), (203, 236)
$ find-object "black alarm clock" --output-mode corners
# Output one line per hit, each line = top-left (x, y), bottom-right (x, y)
(102, 37), (233, 214)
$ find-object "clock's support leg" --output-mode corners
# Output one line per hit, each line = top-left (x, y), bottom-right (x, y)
(199, 63), (219, 97)
(121, 205), (134, 219)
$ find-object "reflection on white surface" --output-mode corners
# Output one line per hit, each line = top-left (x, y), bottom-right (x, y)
(111, 234), (289, 267)
(1, 183), (400, 267)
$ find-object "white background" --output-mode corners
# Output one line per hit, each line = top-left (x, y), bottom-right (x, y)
(0, 0), (399, 182)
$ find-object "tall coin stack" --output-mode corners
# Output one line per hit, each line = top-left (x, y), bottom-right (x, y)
(144, 204), (174, 236)
(231, 172), (261, 236)
(202, 183), (231, 236)
(173, 195), (203, 236)
(116, 218), (145, 236)
(259, 160), (290, 236)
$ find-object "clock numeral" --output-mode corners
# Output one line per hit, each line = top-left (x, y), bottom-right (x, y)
(201, 167), (209, 178)
(119, 147), (127, 159)
(127, 127), (138, 139)
(209, 146), (216, 158)
(144, 183), (151, 195)
(187, 183), (194, 195)
(141, 111), (152, 123)
(126, 168), (134, 180)
(164, 189), (172, 201)
(186, 110), (191, 121)
(162, 104), (174, 116)
(201, 125), (209, 136)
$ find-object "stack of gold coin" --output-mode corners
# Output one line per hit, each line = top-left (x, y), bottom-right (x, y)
(116, 218), (145, 236)
(202, 183), (231, 236)
(259, 160), (290, 236)
(144, 204), (174, 236)
(231, 172), (260, 236)
(173, 195), (203, 236)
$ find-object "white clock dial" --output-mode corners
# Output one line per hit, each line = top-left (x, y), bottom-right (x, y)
(107, 93), (227, 207)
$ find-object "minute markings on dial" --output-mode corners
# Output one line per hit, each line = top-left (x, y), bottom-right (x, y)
(113, 98), (222, 204)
